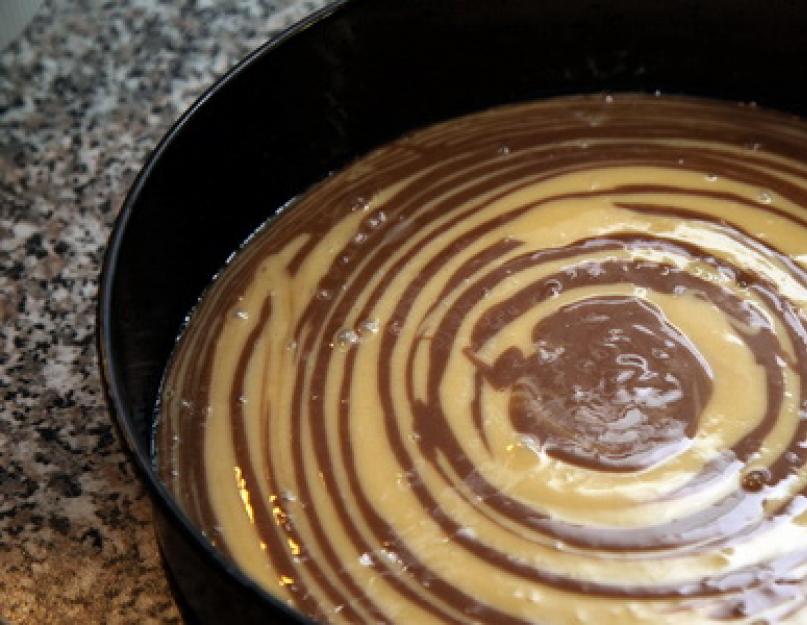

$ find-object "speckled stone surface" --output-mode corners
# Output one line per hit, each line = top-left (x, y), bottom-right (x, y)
(0, 1), (328, 622)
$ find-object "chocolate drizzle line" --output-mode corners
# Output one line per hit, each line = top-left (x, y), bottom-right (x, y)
(158, 95), (807, 624)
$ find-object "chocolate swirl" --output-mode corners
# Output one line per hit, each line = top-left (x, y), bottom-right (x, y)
(157, 95), (807, 625)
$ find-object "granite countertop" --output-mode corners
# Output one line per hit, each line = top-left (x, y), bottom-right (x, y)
(0, 1), (327, 622)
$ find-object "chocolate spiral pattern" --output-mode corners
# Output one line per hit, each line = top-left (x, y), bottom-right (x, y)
(158, 95), (807, 625)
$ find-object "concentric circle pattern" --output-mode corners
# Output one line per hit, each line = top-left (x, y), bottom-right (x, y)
(158, 95), (807, 625)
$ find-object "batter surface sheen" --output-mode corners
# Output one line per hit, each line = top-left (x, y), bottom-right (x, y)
(158, 95), (807, 624)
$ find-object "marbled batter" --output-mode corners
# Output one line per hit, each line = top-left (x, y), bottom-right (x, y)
(159, 95), (807, 624)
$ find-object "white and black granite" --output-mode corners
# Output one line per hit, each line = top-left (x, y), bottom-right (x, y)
(0, 1), (328, 622)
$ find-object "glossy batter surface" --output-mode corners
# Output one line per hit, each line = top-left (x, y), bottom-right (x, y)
(158, 95), (807, 624)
